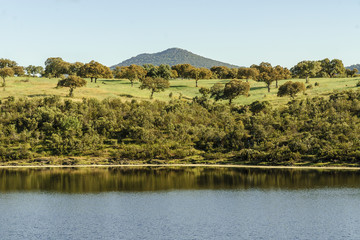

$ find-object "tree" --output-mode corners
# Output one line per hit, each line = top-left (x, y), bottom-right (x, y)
(116, 64), (147, 86)
(237, 67), (259, 82)
(69, 62), (84, 76)
(252, 62), (275, 92)
(171, 64), (193, 79)
(290, 60), (321, 83)
(79, 60), (112, 83)
(0, 67), (15, 87)
(139, 77), (170, 99)
(0, 59), (17, 68)
(346, 68), (358, 77)
(57, 75), (87, 97)
(44, 57), (70, 78)
(189, 67), (213, 87)
(157, 64), (173, 80)
(210, 66), (232, 79)
(319, 58), (345, 78)
(277, 81), (305, 99)
(223, 79), (250, 104)
(273, 65), (292, 88)
(210, 83), (224, 101)
(26, 65), (44, 77)
(252, 62), (290, 92)
(12, 66), (25, 77)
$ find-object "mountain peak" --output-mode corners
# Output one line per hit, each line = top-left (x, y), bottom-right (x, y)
(111, 48), (239, 69)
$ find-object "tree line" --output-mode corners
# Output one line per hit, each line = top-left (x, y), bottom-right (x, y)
(0, 57), (358, 100)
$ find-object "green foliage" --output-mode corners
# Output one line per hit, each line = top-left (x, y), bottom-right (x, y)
(277, 81), (306, 98)
(0, 67), (15, 87)
(44, 57), (70, 78)
(57, 75), (87, 97)
(139, 77), (170, 99)
(79, 60), (112, 83)
(2, 90), (360, 165)
(290, 60), (321, 83)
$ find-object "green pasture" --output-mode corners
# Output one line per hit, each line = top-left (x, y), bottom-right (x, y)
(1, 76), (360, 106)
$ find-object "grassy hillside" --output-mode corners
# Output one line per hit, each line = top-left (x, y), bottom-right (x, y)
(1, 76), (360, 106)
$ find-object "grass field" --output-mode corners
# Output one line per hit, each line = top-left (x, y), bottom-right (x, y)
(1, 76), (360, 106)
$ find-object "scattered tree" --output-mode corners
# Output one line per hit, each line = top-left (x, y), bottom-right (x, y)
(26, 65), (44, 77)
(12, 66), (25, 77)
(319, 58), (345, 78)
(115, 64), (147, 86)
(277, 81), (306, 99)
(171, 64), (193, 79)
(0, 58), (17, 68)
(44, 57), (70, 78)
(290, 60), (321, 83)
(57, 75), (87, 97)
(79, 60), (112, 83)
(69, 62), (84, 76)
(346, 68), (358, 77)
(139, 77), (170, 99)
(0, 67), (15, 87)
(237, 67), (259, 82)
(210, 66), (233, 79)
(223, 79), (250, 104)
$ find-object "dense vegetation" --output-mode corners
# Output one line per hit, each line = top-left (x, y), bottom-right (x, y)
(111, 48), (239, 69)
(1, 56), (360, 166)
(1, 90), (360, 166)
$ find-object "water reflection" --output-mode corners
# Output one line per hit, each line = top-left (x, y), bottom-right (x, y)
(0, 167), (360, 193)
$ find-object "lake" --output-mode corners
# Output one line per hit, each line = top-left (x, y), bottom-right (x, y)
(0, 166), (360, 239)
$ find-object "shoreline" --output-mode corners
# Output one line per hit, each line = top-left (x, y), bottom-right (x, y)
(1, 164), (360, 170)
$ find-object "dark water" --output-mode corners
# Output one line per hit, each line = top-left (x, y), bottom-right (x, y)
(1, 167), (360, 239)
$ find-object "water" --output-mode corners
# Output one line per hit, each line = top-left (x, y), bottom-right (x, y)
(1, 167), (360, 239)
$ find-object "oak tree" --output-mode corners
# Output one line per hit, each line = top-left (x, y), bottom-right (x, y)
(140, 77), (170, 99)
(0, 67), (15, 87)
(277, 81), (305, 99)
(57, 75), (87, 97)
(290, 60), (321, 83)
(79, 60), (112, 83)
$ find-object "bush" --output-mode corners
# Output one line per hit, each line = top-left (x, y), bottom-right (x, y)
(306, 84), (313, 89)
(314, 82), (319, 86)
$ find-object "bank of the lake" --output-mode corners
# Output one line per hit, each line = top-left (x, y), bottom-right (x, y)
(2, 90), (360, 166)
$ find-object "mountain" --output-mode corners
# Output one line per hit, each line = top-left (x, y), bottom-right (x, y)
(346, 64), (360, 70)
(111, 48), (239, 69)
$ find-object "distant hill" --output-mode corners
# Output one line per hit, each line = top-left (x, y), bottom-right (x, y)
(111, 48), (239, 69)
(346, 64), (360, 70)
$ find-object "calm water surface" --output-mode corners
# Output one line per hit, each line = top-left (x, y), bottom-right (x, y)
(0, 167), (360, 239)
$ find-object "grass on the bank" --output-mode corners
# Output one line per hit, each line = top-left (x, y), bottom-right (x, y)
(1, 76), (360, 106)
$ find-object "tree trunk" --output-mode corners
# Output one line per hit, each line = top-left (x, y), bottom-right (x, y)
(90, 78), (93, 83)
(229, 98), (232, 105)
(196, 79), (198, 87)
(150, 91), (154, 99)
(1, 77), (5, 87)
(306, 76), (309, 83)
(246, 78), (248, 82)
(267, 85), (270, 92)
(69, 87), (74, 97)
(95, 78), (97, 83)
(276, 80), (278, 88)
(131, 80), (134, 87)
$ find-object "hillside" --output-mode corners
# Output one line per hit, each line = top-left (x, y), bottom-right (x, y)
(347, 64), (360, 70)
(111, 48), (239, 69)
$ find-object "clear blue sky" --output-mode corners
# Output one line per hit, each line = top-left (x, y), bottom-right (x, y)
(1, 0), (360, 68)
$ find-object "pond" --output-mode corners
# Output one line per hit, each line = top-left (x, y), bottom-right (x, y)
(0, 166), (360, 239)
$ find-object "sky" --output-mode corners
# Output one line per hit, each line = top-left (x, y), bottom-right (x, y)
(1, 0), (360, 68)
